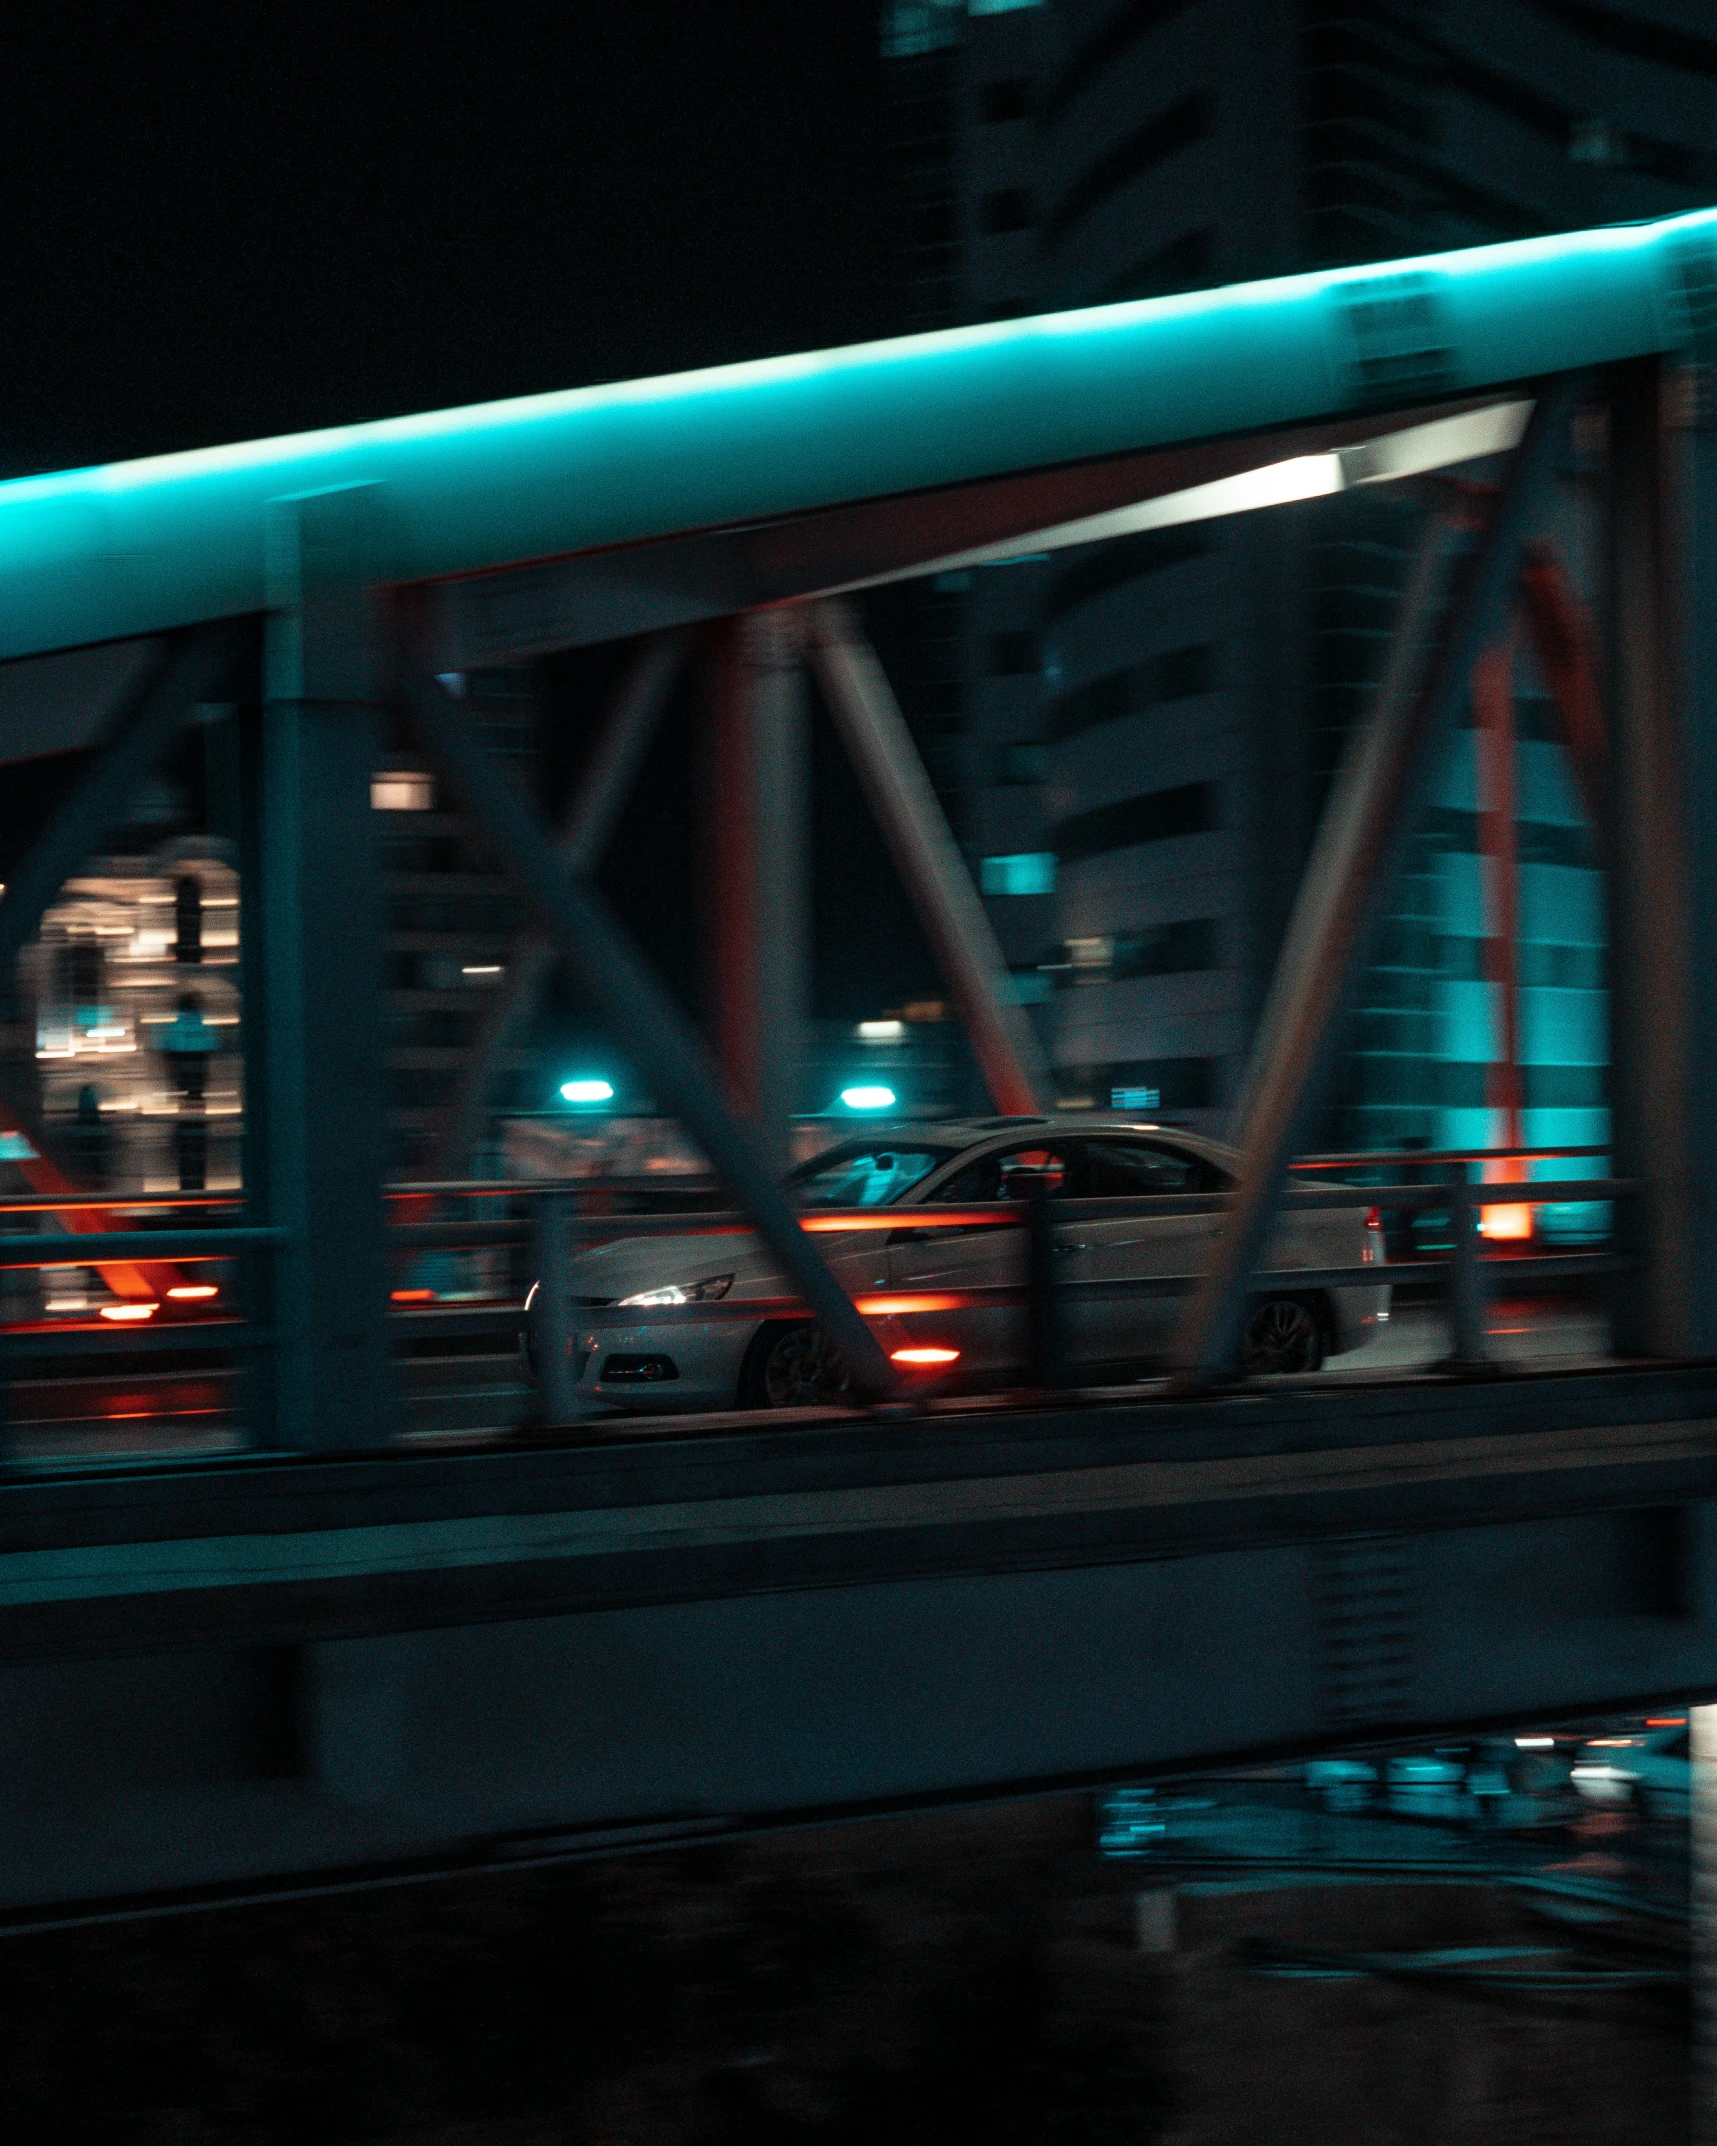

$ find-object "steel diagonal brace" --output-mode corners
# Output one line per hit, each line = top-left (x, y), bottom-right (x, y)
(1172, 376), (1581, 1387)
(807, 600), (1048, 1116)
(399, 656), (901, 1402)
(419, 631), (685, 1180)
(0, 622), (244, 985)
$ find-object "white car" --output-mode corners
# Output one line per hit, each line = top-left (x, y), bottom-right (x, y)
(534, 1116), (1388, 1413)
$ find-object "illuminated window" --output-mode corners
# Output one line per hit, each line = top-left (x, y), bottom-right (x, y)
(998, 743), (1050, 785)
(981, 852), (1057, 896)
(371, 770), (434, 812)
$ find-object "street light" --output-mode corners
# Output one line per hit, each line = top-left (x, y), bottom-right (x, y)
(559, 1077), (615, 1106)
(839, 1083), (896, 1111)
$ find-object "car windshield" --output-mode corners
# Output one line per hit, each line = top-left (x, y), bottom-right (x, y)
(786, 1142), (956, 1209)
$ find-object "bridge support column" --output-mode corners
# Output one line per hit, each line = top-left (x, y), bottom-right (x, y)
(1696, 1703), (1717, 2145)
(706, 609), (808, 1175)
(1605, 358), (1717, 1356)
(244, 486), (395, 1449)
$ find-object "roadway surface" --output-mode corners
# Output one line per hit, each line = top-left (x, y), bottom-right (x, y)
(0, 1294), (1618, 1466)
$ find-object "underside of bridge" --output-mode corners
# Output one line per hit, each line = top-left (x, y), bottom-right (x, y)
(5, 209), (1717, 1914)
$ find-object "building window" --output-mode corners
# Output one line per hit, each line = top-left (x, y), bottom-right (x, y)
(1055, 1057), (1217, 1112)
(982, 77), (1032, 123)
(1519, 942), (1603, 989)
(997, 742), (1051, 785)
(1048, 92), (1211, 242)
(987, 629), (1039, 674)
(1046, 0), (1199, 122)
(981, 851), (1057, 895)
(982, 186), (1032, 234)
(1101, 227), (1217, 304)
(1158, 643), (1214, 700)
(1047, 644), (1218, 743)
(1043, 525), (1210, 625)
(1054, 781), (1217, 864)
(372, 770), (435, 812)
(1050, 918), (1217, 986)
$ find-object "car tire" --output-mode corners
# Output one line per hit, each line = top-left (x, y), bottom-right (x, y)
(1241, 1294), (1326, 1375)
(738, 1321), (850, 1408)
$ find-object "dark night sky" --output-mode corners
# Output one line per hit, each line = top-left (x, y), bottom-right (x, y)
(3, 5), (906, 475)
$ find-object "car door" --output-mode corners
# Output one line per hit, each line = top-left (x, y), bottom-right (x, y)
(885, 1141), (1100, 1378)
(1074, 1136), (1231, 1369)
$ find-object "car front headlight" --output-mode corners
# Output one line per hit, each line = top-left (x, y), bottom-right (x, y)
(619, 1273), (735, 1307)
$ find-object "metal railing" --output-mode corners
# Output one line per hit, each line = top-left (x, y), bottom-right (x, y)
(0, 1145), (1630, 1454)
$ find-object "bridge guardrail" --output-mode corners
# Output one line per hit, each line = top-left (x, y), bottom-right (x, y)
(0, 1146), (1630, 1450)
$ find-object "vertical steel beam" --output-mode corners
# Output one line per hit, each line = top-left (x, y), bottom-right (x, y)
(1443, 1166), (1492, 1371)
(247, 485), (395, 1449)
(706, 612), (808, 1174)
(1518, 540), (1608, 863)
(1173, 381), (1575, 1384)
(422, 632), (683, 1181)
(528, 1192), (577, 1426)
(1696, 1700), (1717, 2146)
(1605, 356), (1715, 1357)
(1474, 636), (1529, 1257)
(1475, 639), (1524, 1156)
(808, 600), (1048, 1117)
(401, 658), (900, 1401)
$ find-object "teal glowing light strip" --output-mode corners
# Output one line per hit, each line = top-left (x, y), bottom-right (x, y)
(2, 207), (1713, 662)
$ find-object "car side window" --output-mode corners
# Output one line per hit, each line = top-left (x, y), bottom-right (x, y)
(927, 1144), (1080, 1204)
(1082, 1139), (1223, 1196)
(790, 1147), (951, 1207)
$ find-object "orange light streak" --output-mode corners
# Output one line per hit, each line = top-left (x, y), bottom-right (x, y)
(856, 1293), (964, 1315)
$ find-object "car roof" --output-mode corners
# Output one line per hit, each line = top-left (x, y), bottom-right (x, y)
(818, 1117), (1237, 1161)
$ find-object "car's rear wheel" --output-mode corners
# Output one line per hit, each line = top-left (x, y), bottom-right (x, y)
(1241, 1295), (1325, 1375)
(739, 1321), (850, 1408)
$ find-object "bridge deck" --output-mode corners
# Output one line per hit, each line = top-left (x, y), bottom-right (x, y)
(2, 1359), (1713, 1659)
(3, 1359), (1715, 1919)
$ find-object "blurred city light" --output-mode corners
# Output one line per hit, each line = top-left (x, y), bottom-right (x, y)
(980, 852), (1056, 896)
(370, 770), (434, 812)
(560, 1078), (615, 1105)
(839, 1084), (897, 1111)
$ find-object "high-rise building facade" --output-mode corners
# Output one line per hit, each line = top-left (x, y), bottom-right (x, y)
(886, 0), (1717, 1185)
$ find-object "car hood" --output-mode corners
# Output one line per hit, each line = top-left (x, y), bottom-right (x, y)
(567, 1226), (873, 1304)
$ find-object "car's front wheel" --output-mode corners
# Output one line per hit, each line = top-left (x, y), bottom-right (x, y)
(1241, 1295), (1325, 1375)
(738, 1321), (850, 1408)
